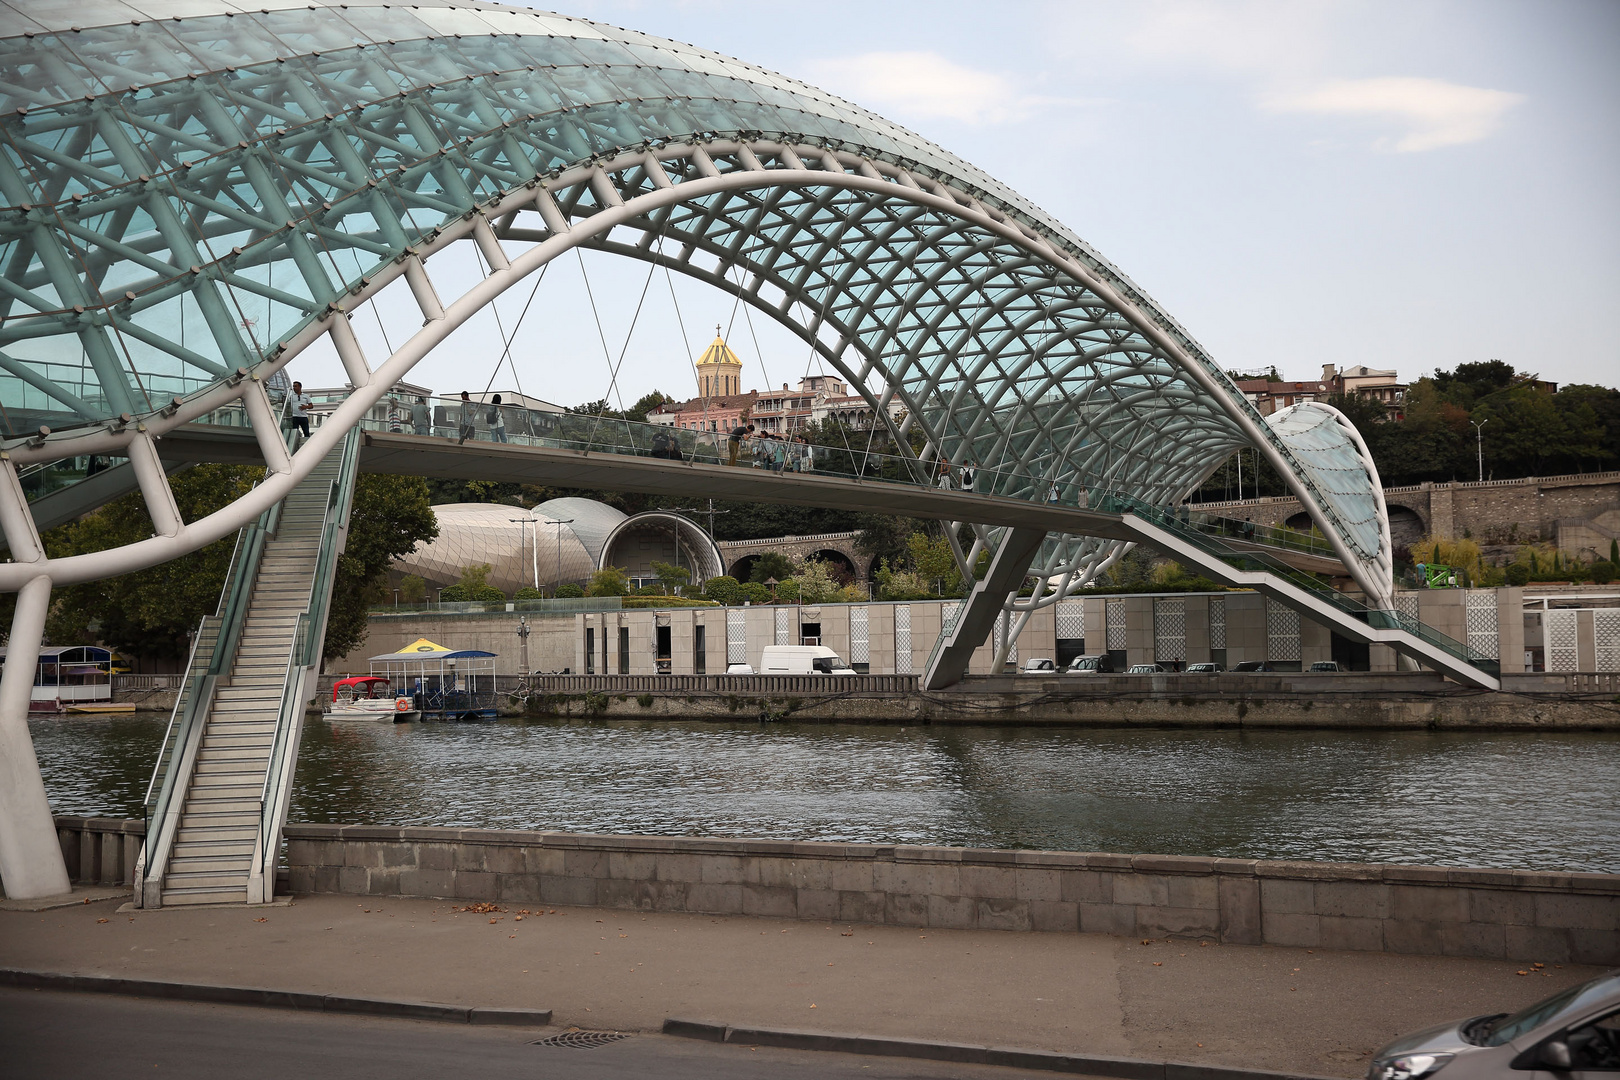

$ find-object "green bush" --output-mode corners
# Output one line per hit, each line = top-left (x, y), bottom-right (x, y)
(439, 563), (504, 603)
(586, 566), (630, 597)
(1592, 560), (1617, 585)
(554, 583), (584, 598)
(741, 581), (771, 604)
(703, 575), (742, 605)
(513, 586), (543, 600)
(1505, 563), (1531, 587)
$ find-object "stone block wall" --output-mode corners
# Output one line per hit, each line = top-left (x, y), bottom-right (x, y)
(283, 825), (1619, 964)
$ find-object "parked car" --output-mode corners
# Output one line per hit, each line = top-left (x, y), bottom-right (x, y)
(1126, 663), (1165, 674)
(1185, 662), (1224, 673)
(1230, 661), (1275, 673)
(1021, 658), (1059, 675)
(1367, 970), (1620, 1080)
(759, 645), (855, 675)
(725, 663), (755, 675)
(1066, 655), (1116, 674)
(1309, 661), (1343, 672)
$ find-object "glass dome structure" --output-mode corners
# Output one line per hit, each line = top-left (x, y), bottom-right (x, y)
(0, 0), (1392, 607)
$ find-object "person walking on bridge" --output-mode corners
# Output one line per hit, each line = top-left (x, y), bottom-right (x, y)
(457, 390), (475, 445)
(411, 396), (431, 436)
(727, 423), (754, 466)
(289, 381), (312, 438)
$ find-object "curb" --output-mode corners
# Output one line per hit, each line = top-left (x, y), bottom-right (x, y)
(0, 969), (551, 1027)
(662, 1018), (1337, 1080)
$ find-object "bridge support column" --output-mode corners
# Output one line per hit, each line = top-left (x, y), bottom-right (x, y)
(0, 575), (72, 900)
(923, 527), (1046, 690)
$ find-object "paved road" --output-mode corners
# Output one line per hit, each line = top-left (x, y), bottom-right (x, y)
(1, 988), (1082, 1080)
(1, 894), (1599, 1078)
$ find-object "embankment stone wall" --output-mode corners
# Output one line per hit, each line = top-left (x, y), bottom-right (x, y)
(284, 825), (1620, 965)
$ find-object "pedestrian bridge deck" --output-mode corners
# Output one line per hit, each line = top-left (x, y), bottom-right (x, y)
(148, 420), (1495, 688)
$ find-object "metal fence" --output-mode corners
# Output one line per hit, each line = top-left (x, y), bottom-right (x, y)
(525, 674), (919, 695)
(112, 675), (184, 692)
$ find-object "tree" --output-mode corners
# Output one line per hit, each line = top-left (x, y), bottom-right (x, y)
(440, 564), (504, 603)
(906, 532), (962, 594)
(555, 583), (585, 598)
(586, 565), (630, 597)
(322, 474), (438, 661)
(42, 464), (262, 659)
(746, 551), (795, 585)
(650, 560), (691, 595)
(703, 575), (742, 605)
(513, 586), (543, 600)
(789, 557), (843, 604)
(399, 574), (427, 604)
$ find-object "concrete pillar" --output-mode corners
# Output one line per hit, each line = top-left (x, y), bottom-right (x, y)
(0, 575), (72, 900)
(670, 610), (695, 675)
(627, 611), (655, 676)
(819, 606), (850, 660)
(744, 607), (774, 671)
(867, 604), (896, 675)
(1185, 595), (1212, 664)
(1578, 610), (1597, 672)
(1225, 594), (1266, 665)
(910, 603), (940, 676)
(1496, 588), (1525, 673)
(1020, 605), (1057, 663)
(1124, 595), (1154, 668)
(1300, 616), (1332, 667)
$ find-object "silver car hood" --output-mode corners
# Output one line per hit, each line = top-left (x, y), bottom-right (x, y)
(1375, 1018), (1479, 1058)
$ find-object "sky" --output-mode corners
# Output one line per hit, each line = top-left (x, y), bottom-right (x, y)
(294, 0), (1620, 407)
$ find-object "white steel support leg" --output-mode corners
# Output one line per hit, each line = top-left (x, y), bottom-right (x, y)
(329, 316), (373, 389)
(128, 433), (183, 537)
(241, 380), (293, 474)
(0, 574), (71, 900)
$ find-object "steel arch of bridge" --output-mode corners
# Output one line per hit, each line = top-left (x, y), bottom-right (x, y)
(0, 0), (1394, 600)
(0, 135), (1390, 600)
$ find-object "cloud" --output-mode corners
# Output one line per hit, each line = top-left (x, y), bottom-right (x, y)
(802, 51), (1074, 125)
(1264, 77), (1524, 152)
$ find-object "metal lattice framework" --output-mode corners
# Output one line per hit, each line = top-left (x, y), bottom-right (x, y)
(0, 0), (1393, 616)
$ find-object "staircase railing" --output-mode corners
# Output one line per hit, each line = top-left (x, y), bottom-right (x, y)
(1092, 490), (1498, 676)
(136, 499), (274, 905)
(251, 425), (361, 902)
(136, 395), (300, 906)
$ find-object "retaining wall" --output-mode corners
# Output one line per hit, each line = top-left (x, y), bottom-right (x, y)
(57, 817), (143, 887)
(283, 825), (1620, 965)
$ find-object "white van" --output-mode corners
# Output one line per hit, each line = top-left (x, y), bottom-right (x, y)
(759, 645), (857, 675)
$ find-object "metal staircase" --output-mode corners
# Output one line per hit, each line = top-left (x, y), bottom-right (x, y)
(1090, 492), (1500, 689)
(136, 427), (359, 907)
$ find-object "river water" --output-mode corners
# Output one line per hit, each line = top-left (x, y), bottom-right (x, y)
(29, 715), (1620, 872)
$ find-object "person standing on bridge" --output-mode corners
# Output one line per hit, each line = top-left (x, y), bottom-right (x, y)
(411, 396), (431, 436)
(289, 381), (312, 438)
(489, 394), (507, 443)
(727, 423), (754, 466)
(457, 390), (475, 445)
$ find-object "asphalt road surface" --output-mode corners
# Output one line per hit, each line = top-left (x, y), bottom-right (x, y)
(1, 988), (1084, 1080)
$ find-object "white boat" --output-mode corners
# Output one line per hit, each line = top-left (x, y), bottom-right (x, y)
(325, 676), (420, 722)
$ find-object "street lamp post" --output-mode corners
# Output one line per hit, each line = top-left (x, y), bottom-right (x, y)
(1471, 418), (1489, 482)
(508, 517), (536, 591)
(548, 518), (574, 596)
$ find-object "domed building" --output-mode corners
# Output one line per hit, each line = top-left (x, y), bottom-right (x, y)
(394, 497), (723, 596)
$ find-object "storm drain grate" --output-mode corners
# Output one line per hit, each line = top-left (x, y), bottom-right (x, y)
(532, 1029), (632, 1049)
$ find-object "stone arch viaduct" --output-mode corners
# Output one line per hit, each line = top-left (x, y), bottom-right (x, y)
(718, 532), (872, 583)
(1196, 472), (1620, 558)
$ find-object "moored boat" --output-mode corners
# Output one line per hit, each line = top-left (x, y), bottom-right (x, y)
(325, 675), (420, 722)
